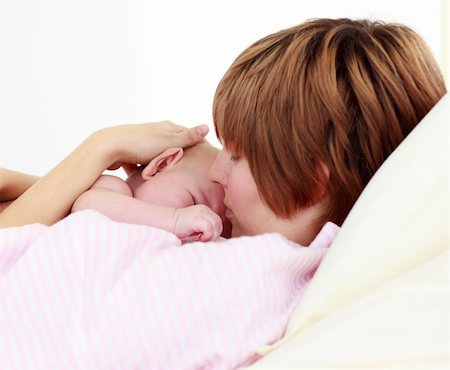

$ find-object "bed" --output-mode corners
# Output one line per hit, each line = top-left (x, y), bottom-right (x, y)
(249, 93), (449, 369)
(0, 94), (448, 369)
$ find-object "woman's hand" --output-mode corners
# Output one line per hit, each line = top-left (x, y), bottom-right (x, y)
(0, 121), (209, 228)
(93, 121), (209, 172)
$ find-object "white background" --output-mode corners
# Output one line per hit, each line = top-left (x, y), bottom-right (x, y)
(0, 0), (448, 176)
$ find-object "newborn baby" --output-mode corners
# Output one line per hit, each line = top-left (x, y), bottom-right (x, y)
(72, 141), (230, 241)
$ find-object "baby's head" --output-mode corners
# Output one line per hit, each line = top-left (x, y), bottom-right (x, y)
(128, 140), (231, 237)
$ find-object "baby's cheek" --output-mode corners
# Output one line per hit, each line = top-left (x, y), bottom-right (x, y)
(134, 184), (193, 209)
(163, 197), (194, 209)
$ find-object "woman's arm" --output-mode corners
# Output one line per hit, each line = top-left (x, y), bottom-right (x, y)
(0, 121), (208, 228)
(0, 168), (40, 202)
(0, 168), (40, 213)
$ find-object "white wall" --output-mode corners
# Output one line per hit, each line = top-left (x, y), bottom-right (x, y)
(0, 0), (446, 176)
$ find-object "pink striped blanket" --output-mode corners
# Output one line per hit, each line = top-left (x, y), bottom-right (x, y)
(0, 210), (339, 369)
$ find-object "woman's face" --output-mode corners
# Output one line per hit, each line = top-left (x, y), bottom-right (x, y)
(208, 146), (327, 243)
(208, 147), (279, 237)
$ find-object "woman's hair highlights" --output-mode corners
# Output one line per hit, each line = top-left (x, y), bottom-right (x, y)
(213, 18), (446, 226)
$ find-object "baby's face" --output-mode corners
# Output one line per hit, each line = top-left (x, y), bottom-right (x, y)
(131, 148), (231, 237)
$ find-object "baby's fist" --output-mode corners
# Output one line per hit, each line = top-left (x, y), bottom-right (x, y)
(173, 205), (223, 242)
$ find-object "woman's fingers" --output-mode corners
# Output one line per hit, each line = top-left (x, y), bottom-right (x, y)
(168, 123), (209, 147)
(99, 121), (210, 169)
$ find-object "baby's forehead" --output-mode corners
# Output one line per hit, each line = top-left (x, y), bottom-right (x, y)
(183, 144), (219, 164)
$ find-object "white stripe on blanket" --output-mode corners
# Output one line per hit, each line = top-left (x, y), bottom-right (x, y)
(0, 210), (339, 369)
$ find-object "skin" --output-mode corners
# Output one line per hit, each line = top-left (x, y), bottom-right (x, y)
(208, 147), (327, 245)
(72, 142), (231, 241)
(1, 122), (321, 243)
(0, 169), (40, 212)
(0, 121), (208, 228)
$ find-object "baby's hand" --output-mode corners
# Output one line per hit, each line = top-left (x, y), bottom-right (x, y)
(173, 205), (223, 242)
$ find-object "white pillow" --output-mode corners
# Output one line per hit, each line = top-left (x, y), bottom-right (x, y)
(250, 93), (449, 369)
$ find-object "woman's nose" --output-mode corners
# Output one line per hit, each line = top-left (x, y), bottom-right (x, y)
(208, 150), (227, 186)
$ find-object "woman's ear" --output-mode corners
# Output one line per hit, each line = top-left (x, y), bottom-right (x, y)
(141, 148), (184, 180)
(314, 162), (330, 201)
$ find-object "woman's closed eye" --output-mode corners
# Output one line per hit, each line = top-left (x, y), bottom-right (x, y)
(230, 155), (240, 162)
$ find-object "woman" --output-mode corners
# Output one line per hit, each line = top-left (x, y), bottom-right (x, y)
(208, 18), (446, 244)
(0, 19), (446, 240)
(0, 18), (446, 370)
(1, 18), (446, 242)
(0, 122), (209, 227)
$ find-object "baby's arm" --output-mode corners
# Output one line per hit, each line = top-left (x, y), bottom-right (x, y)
(172, 205), (223, 242)
(72, 175), (222, 241)
(72, 174), (133, 218)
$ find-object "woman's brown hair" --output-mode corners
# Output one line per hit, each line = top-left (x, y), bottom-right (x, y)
(213, 18), (446, 226)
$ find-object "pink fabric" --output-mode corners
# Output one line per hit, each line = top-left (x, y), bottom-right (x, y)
(0, 210), (339, 369)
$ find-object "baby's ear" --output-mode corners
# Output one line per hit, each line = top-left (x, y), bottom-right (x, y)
(142, 148), (184, 180)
